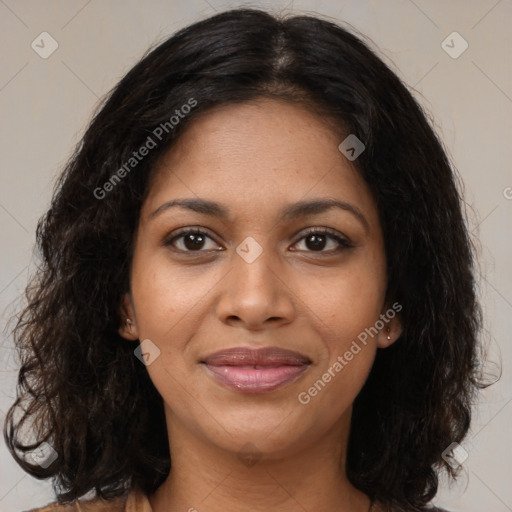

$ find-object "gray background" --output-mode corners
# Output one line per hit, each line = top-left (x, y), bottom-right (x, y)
(1, 0), (511, 510)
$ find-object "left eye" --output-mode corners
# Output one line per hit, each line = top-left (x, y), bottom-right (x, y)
(164, 228), (353, 253)
(292, 229), (353, 253)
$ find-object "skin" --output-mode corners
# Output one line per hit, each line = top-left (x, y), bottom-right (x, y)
(119, 98), (402, 512)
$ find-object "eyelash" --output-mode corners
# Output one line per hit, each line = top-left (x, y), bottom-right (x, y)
(163, 226), (354, 255)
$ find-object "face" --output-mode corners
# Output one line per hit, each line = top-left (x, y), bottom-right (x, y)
(119, 98), (401, 460)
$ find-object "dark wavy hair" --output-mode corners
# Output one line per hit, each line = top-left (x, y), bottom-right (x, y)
(4, 8), (491, 512)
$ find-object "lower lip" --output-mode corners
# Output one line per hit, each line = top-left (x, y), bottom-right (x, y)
(203, 364), (309, 393)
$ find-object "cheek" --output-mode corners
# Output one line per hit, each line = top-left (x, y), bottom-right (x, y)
(299, 255), (386, 344)
(296, 272), (381, 416)
(130, 249), (222, 335)
(292, 252), (385, 409)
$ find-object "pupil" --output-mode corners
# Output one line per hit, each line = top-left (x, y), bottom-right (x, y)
(185, 233), (204, 250)
(306, 234), (326, 251)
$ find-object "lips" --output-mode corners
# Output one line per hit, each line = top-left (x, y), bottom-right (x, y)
(201, 346), (311, 393)
(202, 346), (311, 366)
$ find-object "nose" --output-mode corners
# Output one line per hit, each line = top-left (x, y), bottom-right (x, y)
(215, 242), (295, 331)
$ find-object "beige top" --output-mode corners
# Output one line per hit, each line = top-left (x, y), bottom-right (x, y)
(25, 490), (449, 512)
(24, 488), (152, 512)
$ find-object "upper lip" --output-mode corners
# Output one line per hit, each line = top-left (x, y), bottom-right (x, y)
(201, 346), (311, 366)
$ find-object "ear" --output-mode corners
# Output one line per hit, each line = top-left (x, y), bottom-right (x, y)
(376, 307), (403, 349)
(118, 292), (139, 341)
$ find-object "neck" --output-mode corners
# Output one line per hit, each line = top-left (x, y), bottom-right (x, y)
(149, 407), (372, 512)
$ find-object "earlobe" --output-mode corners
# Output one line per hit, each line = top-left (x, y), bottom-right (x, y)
(376, 317), (403, 349)
(118, 293), (139, 340)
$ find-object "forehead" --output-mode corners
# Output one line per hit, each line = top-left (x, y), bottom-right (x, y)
(142, 98), (377, 225)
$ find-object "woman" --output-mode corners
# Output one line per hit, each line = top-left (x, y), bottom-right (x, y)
(4, 8), (487, 512)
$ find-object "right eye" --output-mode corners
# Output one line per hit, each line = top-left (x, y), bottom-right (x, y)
(163, 227), (223, 253)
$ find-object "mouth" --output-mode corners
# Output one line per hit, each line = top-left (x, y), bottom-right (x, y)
(200, 346), (311, 393)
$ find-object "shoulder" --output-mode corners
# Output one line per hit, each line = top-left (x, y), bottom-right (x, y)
(22, 487), (147, 512)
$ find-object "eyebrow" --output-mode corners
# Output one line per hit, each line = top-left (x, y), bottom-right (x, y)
(149, 197), (370, 232)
